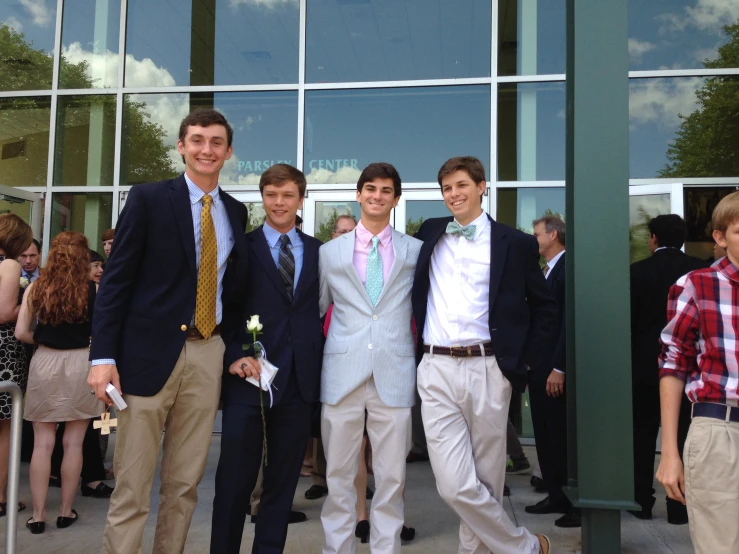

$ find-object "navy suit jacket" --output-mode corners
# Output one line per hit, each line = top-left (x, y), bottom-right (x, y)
(412, 215), (559, 393)
(547, 252), (566, 372)
(90, 175), (249, 397)
(221, 225), (323, 407)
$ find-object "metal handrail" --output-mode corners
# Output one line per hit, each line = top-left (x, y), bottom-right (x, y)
(0, 381), (23, 554)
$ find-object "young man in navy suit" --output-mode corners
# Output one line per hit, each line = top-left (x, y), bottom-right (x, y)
(411, 156), (558, 554)
(89, 109), (249, 553)
(211, 164), (323, 554)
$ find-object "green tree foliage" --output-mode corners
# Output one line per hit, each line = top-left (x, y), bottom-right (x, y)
(660, 21), (739, 178)
(316, 208), (343, 243)
(405, 216), (425, 237)
(244, 203), (266, 232)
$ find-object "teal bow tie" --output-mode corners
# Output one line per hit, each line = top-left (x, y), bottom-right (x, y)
(446, 221), (476, 240)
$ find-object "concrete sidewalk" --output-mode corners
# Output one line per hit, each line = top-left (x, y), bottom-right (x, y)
(0, 441), (692, 553)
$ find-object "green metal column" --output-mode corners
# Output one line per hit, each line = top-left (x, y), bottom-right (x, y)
(565, 0), (639, 551)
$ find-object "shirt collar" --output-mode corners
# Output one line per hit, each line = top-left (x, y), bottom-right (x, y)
(453, 211), (489, 240)
(355, 220), (393, 247)
(263, 220), (299, 248)
(717, 256), (739, 283)
(547, 249), (565, 269)
(184, 172), (221, 207)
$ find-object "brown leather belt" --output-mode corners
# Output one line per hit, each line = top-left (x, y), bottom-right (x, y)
(423, 342), (494, 358)
(186, 325), (221, 340)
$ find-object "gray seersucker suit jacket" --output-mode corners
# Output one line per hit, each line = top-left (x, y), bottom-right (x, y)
(319, 228), (422, 408)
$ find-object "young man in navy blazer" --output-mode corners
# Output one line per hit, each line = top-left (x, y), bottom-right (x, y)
(211, 164), (323, 554)
(411, 156), (558, 554)
(89, 109), (249, 554)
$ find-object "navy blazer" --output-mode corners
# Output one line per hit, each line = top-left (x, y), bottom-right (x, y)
(412, 215), (559, 392)
(221, 225), (323, 407)
(547, 252), (566, 372)
(90, 175), (249, 397)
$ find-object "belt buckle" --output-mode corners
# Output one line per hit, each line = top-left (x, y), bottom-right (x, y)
(451, 345), (461, 358)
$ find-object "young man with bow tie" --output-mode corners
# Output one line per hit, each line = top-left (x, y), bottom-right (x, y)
(411, 156), (558, 554)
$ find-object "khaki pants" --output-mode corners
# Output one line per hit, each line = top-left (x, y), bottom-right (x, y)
(684, 415), (739, 554)
(321, 377), (411, 554)
(102, 335), (225, 554)
(418, 351), (539, 554)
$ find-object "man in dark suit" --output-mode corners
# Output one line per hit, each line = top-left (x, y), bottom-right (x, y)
(88, 109), (249, 554)
(210, 164), (323, 554)
(630, 214), (707, 524)
(525, 215), (579, 527)
(412, 156), (558, 554)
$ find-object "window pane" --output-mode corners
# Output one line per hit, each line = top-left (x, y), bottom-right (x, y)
(406, 200), (448, 235)
(315, 201), (361, 243)
(49, 193), (113, 253)
(684, 186), (737, 259)
(0, 97), (51, 187)
(498, 83), (565, 181)
(59, 0), (121, 89)
(629, 194), (670, 263)
(244, 202), (265, 233)
(0, 0), (57, 90)
(125, 0), (298, 87)
(54, 96), (116, 186)
(628, 1), (739, 71)
(305, 86), (490, 184)
(121, 91), (298, 185)
(630, 77), (739, 178)
(307, 0), (491, 83)
(498, 0), (565, 76)
(496, 188), (565, 232)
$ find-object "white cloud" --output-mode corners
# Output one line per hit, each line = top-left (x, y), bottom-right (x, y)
(628, 38), (656, 63)
(20, 0), (51, 27)
(659, 0), (739, 34)
(62, 43), (119, 88)
(629, 78), (703, 129)
(306, 166), (362, 185)
(229, 0), (298, 8)
(2, 16), (23, 33)
(124, 54), (177, 88)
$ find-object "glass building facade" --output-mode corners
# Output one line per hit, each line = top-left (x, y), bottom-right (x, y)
(2, 0), (739, 434)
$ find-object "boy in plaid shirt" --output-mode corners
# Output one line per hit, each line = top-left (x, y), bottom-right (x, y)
(657, 191), (739, 553)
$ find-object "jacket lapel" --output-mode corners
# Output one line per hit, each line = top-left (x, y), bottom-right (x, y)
(547, 252), (565, 288)
(249, 226), (292, 303)
(169, 175), (197, 275)
(340, 230), (373, 307)
(375, 230), (407, 307)
(488, 215), (509, 306)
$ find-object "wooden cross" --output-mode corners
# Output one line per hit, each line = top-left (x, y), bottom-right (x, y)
(93, 412), (118, 435)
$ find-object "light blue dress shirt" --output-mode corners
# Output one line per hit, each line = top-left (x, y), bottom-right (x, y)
(262, 221), (303, 292)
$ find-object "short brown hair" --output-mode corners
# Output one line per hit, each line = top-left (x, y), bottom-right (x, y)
(712, 191), (739, 234)
(533, 215), (566, 247)
(101, 228), (115, 242)
(178, 109), (233, 148)
(0, 214), (33, 260)
(357, 163), (401, 197)
(259, 164), (307, 198)
(438, 156), (487, 187)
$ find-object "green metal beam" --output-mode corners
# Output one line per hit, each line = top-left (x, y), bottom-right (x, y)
(565, 0), (639, 549)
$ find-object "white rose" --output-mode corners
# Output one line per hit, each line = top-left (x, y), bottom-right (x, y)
(19, 277), (30, 289)
(247, 315), (262, 332)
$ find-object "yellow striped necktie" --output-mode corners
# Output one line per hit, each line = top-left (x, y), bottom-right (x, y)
(195, 194), (217, 339)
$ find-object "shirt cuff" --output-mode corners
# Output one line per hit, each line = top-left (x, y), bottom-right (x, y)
(91, 359), (116, 366)
(553, 368), (564, 374)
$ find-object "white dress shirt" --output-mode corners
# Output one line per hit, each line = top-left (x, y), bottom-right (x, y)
(423, 212), (491, 347)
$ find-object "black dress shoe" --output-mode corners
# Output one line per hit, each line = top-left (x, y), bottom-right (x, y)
(251, 510), (307, 524)
(305, 485), (328, 500)
(667, 504), (689, 525)
(524, 496), (569, 515)
(530, 475), (547, 492)
(627, 508), (653, 520)
(406, 452), (429, 463)
(56, 509), (78, 529)
(26, 517), (45, 534)
(400, 525), (415, 541)
(555, 509), (582, 528)
(81, 482), (114, 498)
(355, 519), (369, 543)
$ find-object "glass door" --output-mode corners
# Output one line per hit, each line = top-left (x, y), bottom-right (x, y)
(227, 191), (269, 232)
(302, 190), (376, 243)
(628, 183), (683, 263)
(0, 185), (42, 240)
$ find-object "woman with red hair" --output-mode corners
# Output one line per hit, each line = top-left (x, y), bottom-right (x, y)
(16, 231), (103, 534)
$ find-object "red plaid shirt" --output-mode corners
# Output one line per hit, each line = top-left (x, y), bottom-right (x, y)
(659, 257), (739, 407)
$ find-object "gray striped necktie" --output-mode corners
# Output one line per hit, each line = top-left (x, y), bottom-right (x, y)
(278, 234), (295, 300)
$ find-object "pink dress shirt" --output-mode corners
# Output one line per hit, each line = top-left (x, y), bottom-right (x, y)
(353, 221), (394, 285)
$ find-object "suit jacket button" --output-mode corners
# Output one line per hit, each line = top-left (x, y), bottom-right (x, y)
(368, 344), (373, 349)
(181, 325), (187, 331)
(372, 315), (378, 321)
